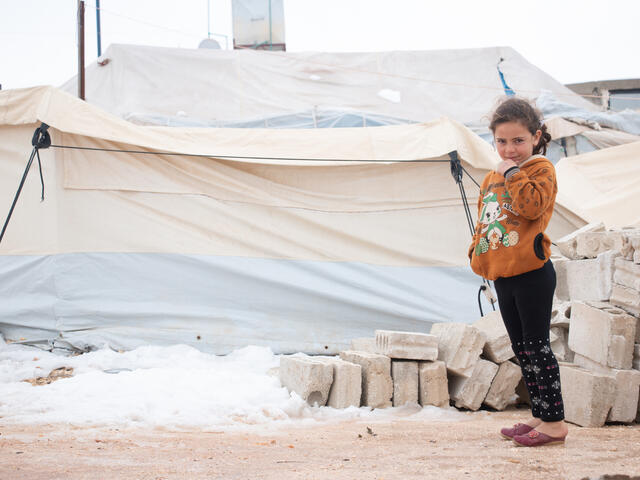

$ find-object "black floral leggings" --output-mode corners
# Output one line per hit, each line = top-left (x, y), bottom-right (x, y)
(494, 261), (565, 422)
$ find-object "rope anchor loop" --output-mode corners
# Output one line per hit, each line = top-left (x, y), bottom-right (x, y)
(31, 123), (51, 149)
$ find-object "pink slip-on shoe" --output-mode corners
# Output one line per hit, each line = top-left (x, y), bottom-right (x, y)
(512, 429), (566, 447)
(500, 423), (533, 440)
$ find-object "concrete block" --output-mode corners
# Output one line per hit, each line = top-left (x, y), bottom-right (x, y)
(279, 355), (333, 406)
(626, 232), (640, 261)
(614, 257), (640, 291)
(448, 359), (498, 411)
(575, 231), (625, 259)
(391, 360), (419, 406)
(553, 258), (570, 301)
(473, 311), (514, 363)
(339, 350), (392, 409)
(556, 221), (605, 260)
(430, 323), (486, 377)
(573, 353), (640, 424)
(551, 300), (572, 328)
(620, 230), (640, 261)
(375, 330), (438, 361)
(314, 356), (362, 409)
(349, 338), (377, 353)
(634, 344), (640, 371)
(556, 251), (618, 302)
(610, 283), (640, 317)
(568, 301), (636, 369)
(559, 364), (616, 427)
(483, 361), (522, 411)
(550, 326), (574, 362)
(418, 360), (449, 407)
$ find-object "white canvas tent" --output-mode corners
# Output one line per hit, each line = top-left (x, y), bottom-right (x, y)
(556, 141), (640, 229)
(60, 43), (640, 163)
(61, 44), (597, 128)
(0, 86), (585, 354)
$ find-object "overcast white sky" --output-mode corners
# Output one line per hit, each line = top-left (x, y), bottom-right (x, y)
(1, 0), (639, 91)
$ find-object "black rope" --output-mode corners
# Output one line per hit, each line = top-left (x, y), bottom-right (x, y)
(460, 164), (481, 189)
(457, 179), (475, 237)
(48, 144), (451, 164)
(0, 124), (50, 246)
(36, 149), (45, 201)
(477, 285), (484, 317)
(449, 150), (496, 315)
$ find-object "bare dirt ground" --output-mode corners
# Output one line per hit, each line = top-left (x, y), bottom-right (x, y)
(1, 409), (638, 480)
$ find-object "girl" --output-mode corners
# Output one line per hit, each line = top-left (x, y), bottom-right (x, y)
(468, 97), (568, 447)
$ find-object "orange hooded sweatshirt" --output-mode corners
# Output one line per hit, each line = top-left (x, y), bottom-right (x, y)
(468, 154), (557, 281)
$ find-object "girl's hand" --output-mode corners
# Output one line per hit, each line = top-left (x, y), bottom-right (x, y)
(497, 160), (518, 177)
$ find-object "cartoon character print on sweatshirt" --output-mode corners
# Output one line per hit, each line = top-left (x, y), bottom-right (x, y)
(475, 192), (520, 255)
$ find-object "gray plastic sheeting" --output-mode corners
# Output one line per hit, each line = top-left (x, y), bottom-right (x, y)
(537, 90), (640, 136)
(0, 253), (488, 354)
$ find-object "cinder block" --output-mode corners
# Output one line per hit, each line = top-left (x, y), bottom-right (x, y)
(559, 364), (616, 427)
(614, 257), (640, 291)
(556, 251), (618, 302)
(473, 311), (514, 363)
(483, 361), (522, 411)
(375, 330), (438, 361)
(551, 300), (572, 328)
(550, 326), (574, 362)
(620, 231), (640, 261)
(553, 258), (570, 301)
(448, 359), (498, 411)
(350, 338), (377, 353)
(626, 233), (640, 263)
(556, 222), (605, 260)
(575, 231), (625, 259)
(339, 350), (392, 409)
(610, 283), (640, 317)
(430, 323), (486, 377)
(568, 301), (636, 369)
(314, 356), (362, 409)
(279, 355), (334, 406)
(573, 353), (640, 424)
(418, 360), (449, 407)
(391, 360), (419, 406)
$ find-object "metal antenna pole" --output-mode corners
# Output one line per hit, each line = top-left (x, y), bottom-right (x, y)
(77, 0), (85, 100)
(96, 0), (102, 57)
(207, 0), (211, 38)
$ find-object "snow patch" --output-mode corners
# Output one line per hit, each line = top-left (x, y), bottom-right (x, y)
(0, 343), (463, 430)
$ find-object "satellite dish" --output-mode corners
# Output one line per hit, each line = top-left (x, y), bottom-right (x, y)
(198, 38), (222, 49)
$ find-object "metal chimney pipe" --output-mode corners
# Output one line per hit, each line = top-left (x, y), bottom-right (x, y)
(77, 0), (85, 100)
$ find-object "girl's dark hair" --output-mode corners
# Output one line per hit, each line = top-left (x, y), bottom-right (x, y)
(489, 97), (552, 155)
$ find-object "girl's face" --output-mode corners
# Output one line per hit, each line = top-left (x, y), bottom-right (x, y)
(493, 121), (542, 165)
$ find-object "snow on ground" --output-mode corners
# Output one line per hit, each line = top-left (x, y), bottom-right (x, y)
(0, 335), (468, 431)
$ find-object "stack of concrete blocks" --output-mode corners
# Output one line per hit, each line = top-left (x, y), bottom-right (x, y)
(565, 301), (640, 426)
(473, 312), (523, 410)
(349, 331), (448, 408)
(554, 222), (628, 302)
(430, 322), (497, 411)
(374, 330), (441, 407)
